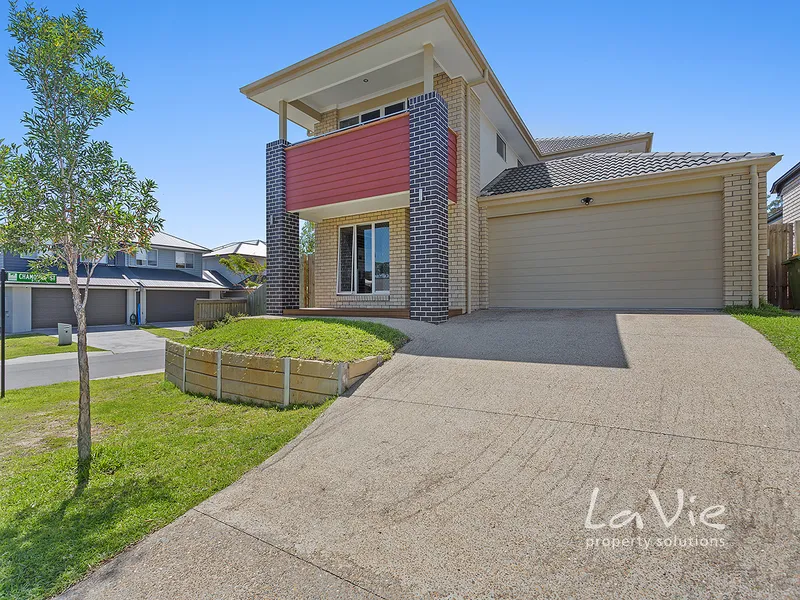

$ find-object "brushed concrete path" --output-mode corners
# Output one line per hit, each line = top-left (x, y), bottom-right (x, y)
(59, 310), (800, 600)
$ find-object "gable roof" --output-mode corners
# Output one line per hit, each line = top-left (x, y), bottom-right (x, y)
(480, 152), (777, 197)
(770, 160), (800, 195)
(204, 240), (267, 259)
(534, 132), (652, 156)
(150, 232), (209, 252)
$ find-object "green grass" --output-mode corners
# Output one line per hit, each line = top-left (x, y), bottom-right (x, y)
(0, 374), (330, 600)
(726, 304), (800, 370)
(183, 317), (409, 362)
(138, 324), (188, 341)
(6, 333), (103, 360)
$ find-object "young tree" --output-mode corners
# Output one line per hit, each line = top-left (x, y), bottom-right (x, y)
(219, 254), (265, 287)
(0, 3), (162, 474)
(300, 220), (315, 255)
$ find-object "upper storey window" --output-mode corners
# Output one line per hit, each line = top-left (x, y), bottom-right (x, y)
(338, 100), (407, 130)
(496, 133), (506, 161)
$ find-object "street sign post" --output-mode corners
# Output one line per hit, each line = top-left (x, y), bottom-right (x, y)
(1, 269), (5, 398)
(6, 271), (57, 284)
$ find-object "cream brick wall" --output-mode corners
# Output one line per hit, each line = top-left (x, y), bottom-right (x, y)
(312, 109), (339, 137)
(434, 72), (481, 313)
(314, 208), (409, 309)
(723, 169), (768, 306)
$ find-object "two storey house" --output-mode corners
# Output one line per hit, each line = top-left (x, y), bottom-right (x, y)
(244, 0), (779, 322)
(2, 232), (231, 333)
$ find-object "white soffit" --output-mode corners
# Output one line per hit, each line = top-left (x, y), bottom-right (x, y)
(295, 191), (410, 222)
(247, 16), (482, 130)
(309, 53), (442, 112)
(473, 82), (536, 164)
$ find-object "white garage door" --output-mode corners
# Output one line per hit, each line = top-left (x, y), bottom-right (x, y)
(488, 194), (723, 309)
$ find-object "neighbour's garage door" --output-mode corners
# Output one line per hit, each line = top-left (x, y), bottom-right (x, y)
(31, 288), (127, 328)
(488, 194), (723, 309)
(146, 290), (210, 323)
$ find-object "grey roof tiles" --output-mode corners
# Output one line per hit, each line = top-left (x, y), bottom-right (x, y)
(480, 152), (776, 197)
(534, 132), (651, 155)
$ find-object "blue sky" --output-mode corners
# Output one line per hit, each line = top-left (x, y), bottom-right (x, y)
(1, 0), (798, 248)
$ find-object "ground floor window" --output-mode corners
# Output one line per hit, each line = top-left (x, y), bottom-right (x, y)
(338, 221), (389, 294)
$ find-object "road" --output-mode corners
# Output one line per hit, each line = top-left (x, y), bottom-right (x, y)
(5, 323), (190, 389)
(6, 348), (165, 389)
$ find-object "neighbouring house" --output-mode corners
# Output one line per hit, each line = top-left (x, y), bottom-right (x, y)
(768, 207), (783, 225)
(241, 0), (780, 322)
(203, 240), (267, 286)
(2, 231), (231, 333)
(770, 160), (800, 252)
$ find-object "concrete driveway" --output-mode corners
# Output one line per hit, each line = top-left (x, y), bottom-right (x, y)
(59, 310), (800, 599)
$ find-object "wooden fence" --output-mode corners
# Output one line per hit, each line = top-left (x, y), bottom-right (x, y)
(301, 254), (315, 308)
(767, 223), (794, 309)
(194, 298), (247, 328)
(164, 340), (381, 406)
(246, 284), (268, 316)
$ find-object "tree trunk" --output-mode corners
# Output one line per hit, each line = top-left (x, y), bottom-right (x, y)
(76, 304), (91, 468)
(66, 261), (92, 476)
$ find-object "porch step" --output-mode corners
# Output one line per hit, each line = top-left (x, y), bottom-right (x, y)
(284, 308), (465, 319)
(284, 308), (411, 319)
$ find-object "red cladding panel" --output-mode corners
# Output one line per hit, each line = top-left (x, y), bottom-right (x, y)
(448, 128), (457, 203)
(285, 114), (410, 211)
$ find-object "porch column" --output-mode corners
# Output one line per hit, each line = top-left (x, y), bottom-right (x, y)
(265, 139), (300, 315)
(408, 91), (449, 323)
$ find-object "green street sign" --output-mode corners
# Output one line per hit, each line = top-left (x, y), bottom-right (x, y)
(6, 271), (57, 284)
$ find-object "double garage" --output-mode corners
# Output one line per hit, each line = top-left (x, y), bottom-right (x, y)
(29, 288), (211, 329)
(486, 186), (726, 309)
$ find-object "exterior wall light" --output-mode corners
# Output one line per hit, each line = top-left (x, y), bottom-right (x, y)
(581, 197), (593, 205)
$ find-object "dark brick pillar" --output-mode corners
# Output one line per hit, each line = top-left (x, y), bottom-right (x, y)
(408, 91), (449, 323)
(265, 139), (299, 315)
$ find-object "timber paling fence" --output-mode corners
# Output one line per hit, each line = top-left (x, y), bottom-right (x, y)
(193, 298), (248, 328)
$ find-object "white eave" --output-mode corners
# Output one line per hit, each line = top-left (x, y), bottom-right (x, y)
(240, 0), (540, 164)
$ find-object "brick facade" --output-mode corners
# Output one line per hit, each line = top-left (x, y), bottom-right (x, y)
(312, 109), (339, 137)
(408, 91), (449, 322)
(433, 73), (481, 313)
(314, 208), (410, 309)
(264, 139), (299, 314)
(723, 169), (768, 306)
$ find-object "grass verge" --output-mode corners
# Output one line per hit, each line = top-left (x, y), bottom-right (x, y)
(726, 304), (800, 369)
(183, 317), (408, 362)
(6, 333), (102, 360)
(0, 373), (330, 600)
(138, 324), (188, 341)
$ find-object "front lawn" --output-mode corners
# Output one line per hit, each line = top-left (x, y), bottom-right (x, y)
(726, 305), (800, 370)
(138, 324), (187, 341)
(183, 317), (409, 362)
(6, 333), (103, 360)
(0, 374), (330, 600)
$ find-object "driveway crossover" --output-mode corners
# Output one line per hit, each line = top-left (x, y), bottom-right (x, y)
(60, 310), (800, 599)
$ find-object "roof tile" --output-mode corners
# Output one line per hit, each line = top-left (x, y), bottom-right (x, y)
(480, 152), (776, 197)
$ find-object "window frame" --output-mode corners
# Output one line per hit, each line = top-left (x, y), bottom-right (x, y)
(134, 248), (158, 267)
(175, 251), (194, 270)
(80, 254), (108, 265)
(496, 133), (507, 161)
(337, 99), (408, 130)
(337, 220), (391, 296)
